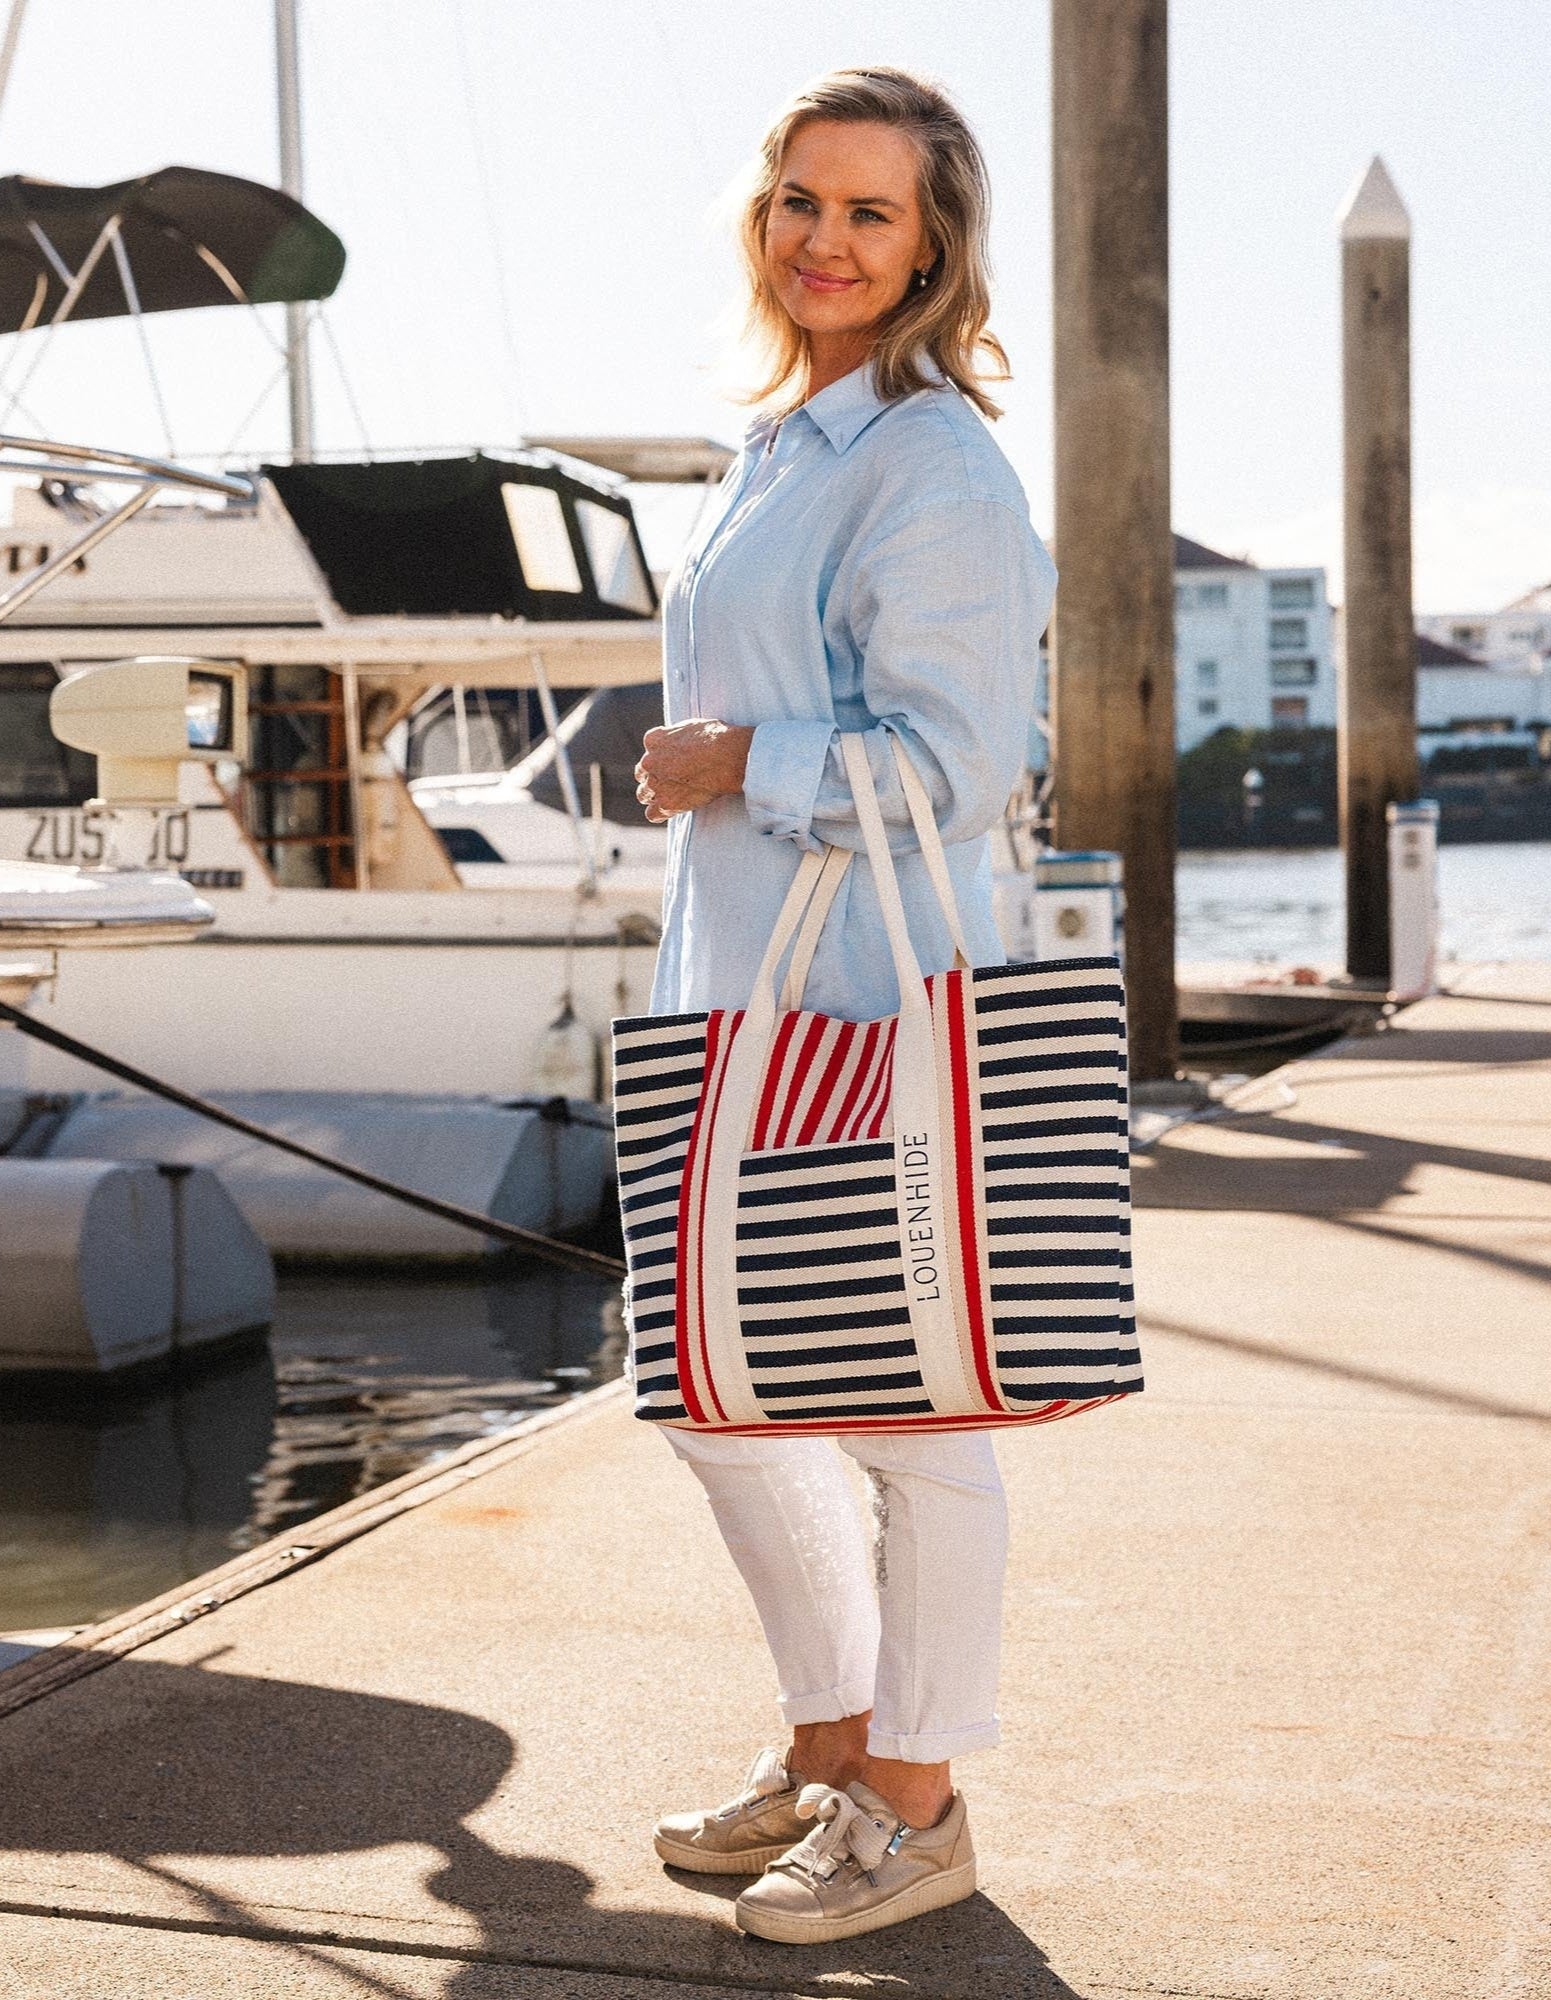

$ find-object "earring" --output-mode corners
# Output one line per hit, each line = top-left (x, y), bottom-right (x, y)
(912, 268), (929, 292)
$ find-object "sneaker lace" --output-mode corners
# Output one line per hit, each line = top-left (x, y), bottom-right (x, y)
(784, 1784), (899, 1881)
(715, 1746), (791, 1819)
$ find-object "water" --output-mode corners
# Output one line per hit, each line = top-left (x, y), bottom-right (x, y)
(1178, 841), (1551, 967)
(0, 1267), (624, 1634)
(5, 840), (1547, 1636)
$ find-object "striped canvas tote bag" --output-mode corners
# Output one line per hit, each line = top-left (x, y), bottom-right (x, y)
(612, 733), (1143, 1435)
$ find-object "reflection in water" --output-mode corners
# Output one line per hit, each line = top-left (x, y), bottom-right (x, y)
(0, 1267), (624, 1632)
(0, 1346), (279, 1634)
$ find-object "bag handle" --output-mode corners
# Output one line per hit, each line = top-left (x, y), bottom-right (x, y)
(835, 732), (980, 1415)
(703, 735), (944, 1184)
(692, 730), (983, 1426)
(778, 844), (852, 1011)
(839, 733), (974, 1012)
(885, 734), (972, 970)
(742, 846), (832, 1016)
(775, 732), (969, 1015)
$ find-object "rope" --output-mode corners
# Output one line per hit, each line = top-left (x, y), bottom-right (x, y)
(218, 354), (292, 461)
(1182, 1009), (1386, 1056)
(0, 997), (626, 1280)
(315, 306), (374, 459)
(108, 224), (176, 460)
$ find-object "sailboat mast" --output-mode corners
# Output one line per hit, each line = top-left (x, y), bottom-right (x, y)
(275, 0), (315, 461)
(0, 0), (30, 133)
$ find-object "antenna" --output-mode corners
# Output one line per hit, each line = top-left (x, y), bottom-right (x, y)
(275, 0), (315, 460)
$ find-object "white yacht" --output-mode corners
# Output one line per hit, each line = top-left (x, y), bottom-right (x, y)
(0, 449), (674, 1105)
(0, 158), (696, 1256)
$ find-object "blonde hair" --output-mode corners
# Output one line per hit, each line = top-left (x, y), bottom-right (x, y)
(736, 67), (1009, 419)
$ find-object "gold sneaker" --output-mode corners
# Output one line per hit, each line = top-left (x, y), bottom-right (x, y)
(734, 1780), (976, 1945)
(654, 1747), (808, 1875)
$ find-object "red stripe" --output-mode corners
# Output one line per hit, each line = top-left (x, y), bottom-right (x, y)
(849, 1019), (894, 1142)
(672, 1010), (724, 1426)
(690, 1008), (740, 1423)
(945, 969), (1001, 1410)
(864, 1021), (897, 1140)
(796, 1019), (856, 1148)
(774, 1014), (830, 1150)
(751, 1011), (799, 1152)
(832, 1020), (880, 1143)
(678, 1396), (1122, 1437)
(847, 1032), (883, 1144)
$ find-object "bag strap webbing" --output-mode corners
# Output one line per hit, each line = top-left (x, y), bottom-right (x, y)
(840, 734), (937, 1028)
(688, 733), (986, 1430)
(778, 844), (852, 1011)
(885, 733), (971, 968)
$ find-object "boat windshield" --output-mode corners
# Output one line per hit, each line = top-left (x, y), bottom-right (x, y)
(0, 663), (95, 807)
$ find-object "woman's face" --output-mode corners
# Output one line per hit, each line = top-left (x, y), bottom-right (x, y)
(764, 119), (933, 346)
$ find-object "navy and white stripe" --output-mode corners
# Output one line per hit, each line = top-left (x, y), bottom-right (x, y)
(734, 1141), (930, 1421)
(612, 951), (1142, 1429)
(972, 957), (1142, 1405)
(612, 1011), (707, 1422)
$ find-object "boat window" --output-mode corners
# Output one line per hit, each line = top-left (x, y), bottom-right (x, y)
(0, 663), (96, 807)
(436, 825), (506, 864)
(503, 482), (582, 594)
(414, 703), (508, 778)
(576, 498), (654, 614)
(186, 670), (234, 751)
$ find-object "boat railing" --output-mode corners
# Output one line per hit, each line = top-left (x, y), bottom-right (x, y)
(0, 433), (255, 626)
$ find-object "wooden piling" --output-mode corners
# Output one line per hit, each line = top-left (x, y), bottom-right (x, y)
(1050, 0), (1178, 1080)
(1339, 157), (1417, 984)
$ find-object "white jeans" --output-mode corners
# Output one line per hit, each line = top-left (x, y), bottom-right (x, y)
(666, 1425), (1008, 1763)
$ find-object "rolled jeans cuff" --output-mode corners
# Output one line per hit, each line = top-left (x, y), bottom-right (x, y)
(778, 1679), (878, 1727)
(865, 1715), (1002, 1763)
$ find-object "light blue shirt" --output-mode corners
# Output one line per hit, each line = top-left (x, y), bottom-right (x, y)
(649, 361), (1058, 1023)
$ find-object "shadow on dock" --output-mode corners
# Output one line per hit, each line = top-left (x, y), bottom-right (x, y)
(0, 1652), (1084, 1996)
(1135, 1103), (1551, 1215)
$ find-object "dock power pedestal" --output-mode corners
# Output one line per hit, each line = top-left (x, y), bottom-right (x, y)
(1387, 799), (1439, 1002)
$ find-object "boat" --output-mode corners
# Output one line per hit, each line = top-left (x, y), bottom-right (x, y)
(0, 439), (670, 1099)
(0, 853), (215, 1045)
(0, 854), (280, 1375)
(0, 140), (688, 1256)
(0, 431), (684, 1253)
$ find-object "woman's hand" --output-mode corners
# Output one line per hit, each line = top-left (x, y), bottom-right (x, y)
(634, 719), (753, 823)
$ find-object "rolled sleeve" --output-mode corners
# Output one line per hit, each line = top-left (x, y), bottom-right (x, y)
(743, 716), (840, 851)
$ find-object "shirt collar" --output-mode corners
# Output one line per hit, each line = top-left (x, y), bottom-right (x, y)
(743, 357), (948, 458)
(797, 361), (894, 454)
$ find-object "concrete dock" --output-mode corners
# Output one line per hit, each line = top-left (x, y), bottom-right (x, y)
(1, 964), (1548, 1999)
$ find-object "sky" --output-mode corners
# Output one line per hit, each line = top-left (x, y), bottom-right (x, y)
(0, 0), (1545, 612)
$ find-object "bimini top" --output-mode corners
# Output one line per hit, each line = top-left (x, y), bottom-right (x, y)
(266, 454), (660, 623)
(0, 166), (346, 332)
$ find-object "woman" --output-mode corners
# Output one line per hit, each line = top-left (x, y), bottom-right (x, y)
(632, 67), (1058, 1946)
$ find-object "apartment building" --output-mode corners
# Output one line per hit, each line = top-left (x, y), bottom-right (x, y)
(1413, 581), (1551, 734)
(1172, 535), (1336, 748)
(1416, 581), (1551, 666)
(1034, 534), (1336, 752)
